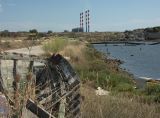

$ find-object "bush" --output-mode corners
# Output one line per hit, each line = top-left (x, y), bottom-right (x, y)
(43, 37), (68, 53)
(4, 41), (11, 48)
(154, 94), (160, 103)
(145, 83), (160, 95)
(84, 45), (103, 61)
(115, 83), (134, 92)
(88, 60), (107, 71)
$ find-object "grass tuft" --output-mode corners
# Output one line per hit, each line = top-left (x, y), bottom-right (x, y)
(43, 37), (68, 53)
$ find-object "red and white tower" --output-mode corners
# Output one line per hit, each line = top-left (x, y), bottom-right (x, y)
(85, 10), (90, 32)
(80, 10), (90, 32)
(87, 10), (90, 32)
(85, 11), (88, 32)
(80, 12), (84, 30)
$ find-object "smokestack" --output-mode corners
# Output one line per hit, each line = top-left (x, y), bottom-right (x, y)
(85, 11), (88, 32)
(82, 12), (84, 30)
(88, 10), (90, 32)
(80, 10), (90, 32)
(80, 13), (81, 28)
(80, 12), (84, 31)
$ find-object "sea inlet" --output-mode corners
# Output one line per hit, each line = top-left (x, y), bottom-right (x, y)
(93, 42), (160, 81)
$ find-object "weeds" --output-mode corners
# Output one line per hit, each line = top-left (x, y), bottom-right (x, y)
(81, 85), (160, 118)
(75, 44), (134, 90)
(145, 83), (160, 95)
(43, 37), (68, 53)
(42, 37), (160, 118)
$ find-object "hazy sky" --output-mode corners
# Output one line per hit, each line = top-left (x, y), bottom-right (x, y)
(0, 0), (160, 32)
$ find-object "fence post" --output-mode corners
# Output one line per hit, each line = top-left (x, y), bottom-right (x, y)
(13, 59), (20, 114)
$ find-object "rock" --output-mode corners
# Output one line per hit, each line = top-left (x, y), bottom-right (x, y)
(0, 93), (9, 118)
(95, 87), (110, 96)
(64, 56), (71, 61)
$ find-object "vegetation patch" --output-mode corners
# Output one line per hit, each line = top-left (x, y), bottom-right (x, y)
(43, 37), (134, 91)
(42, 37), (160, 117)
(43, 37), (68, 54)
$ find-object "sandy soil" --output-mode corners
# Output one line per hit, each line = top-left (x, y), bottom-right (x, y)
(6, 45), (44, 56)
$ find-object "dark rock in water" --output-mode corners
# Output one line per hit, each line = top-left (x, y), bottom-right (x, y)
(135, 78), (160, 89)
(116, 59), (123, 64)
(134, 79), (146, 89)
(105, 58), (123, 68)
(130, 54), (134, 56)
(146, 79), (160, 84)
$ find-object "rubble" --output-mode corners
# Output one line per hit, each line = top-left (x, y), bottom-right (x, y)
(95, 87), (110, 96)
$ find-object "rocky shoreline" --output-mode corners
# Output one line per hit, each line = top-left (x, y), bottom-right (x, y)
(103, 47), (160, 89)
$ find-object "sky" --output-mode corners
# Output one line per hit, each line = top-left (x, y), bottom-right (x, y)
(0, 0), (160, 32)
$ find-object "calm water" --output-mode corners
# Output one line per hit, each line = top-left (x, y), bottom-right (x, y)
(93, 43), (160, 80)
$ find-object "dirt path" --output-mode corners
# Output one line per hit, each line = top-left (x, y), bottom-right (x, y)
(6, 45), (44, 55)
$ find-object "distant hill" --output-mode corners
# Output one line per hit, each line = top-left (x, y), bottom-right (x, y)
(145, 26), (160, 33)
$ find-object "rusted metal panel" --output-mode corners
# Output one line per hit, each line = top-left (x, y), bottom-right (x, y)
(0, 53), (81, 118)
(26, 99), (55, 118)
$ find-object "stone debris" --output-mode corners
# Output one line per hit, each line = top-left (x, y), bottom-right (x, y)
(0, 93), (9, 118)
(95, 87), (109, 96)
(64, 56), (71, 61)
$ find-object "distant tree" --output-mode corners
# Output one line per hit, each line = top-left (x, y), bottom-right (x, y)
(3, 30), (9, 33)
(37, 32), (46, 38)
(64, 30), (69, 32)
(145, 26), (160, 33)
(0, 30), (10, 37)
(47, 30), (52, 34)
(27, 29), (38, 41)
(153, 27), (160, 32)
(10, 32), (18, 37)
(29, 29), (38, 34)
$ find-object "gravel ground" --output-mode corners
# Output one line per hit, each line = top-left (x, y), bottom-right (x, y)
(6, 45), (44, 55)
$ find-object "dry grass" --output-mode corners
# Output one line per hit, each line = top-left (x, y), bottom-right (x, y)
(59, 41), (87, 64)
(0, 37), (41, 51)
(42, 37), (87, 66)
(81, 85), (160, 118)
(42, 37), (160, 118)
(42, 37), (68, 54)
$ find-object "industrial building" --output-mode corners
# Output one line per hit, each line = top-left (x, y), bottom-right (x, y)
(72, 27), (84, 32)
(72, 10), (90, 33)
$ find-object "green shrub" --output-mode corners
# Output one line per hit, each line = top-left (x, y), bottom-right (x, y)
(84, 45), (103, 61)
(4, 41), (11, 48)
(145, 83), (160, 95)
(43, 37), (68, 53)
(115, 83), (134, 92)
(88, 60), (107, 71)
(154, 94), (160, 103)
(95, 71), (109, 89)
(107, 73), (133, 88)
(136, 95), (155, 104)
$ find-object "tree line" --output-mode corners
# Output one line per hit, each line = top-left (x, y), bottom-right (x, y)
(145, 26), (160, 33)
(0, 29), (53, 38)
